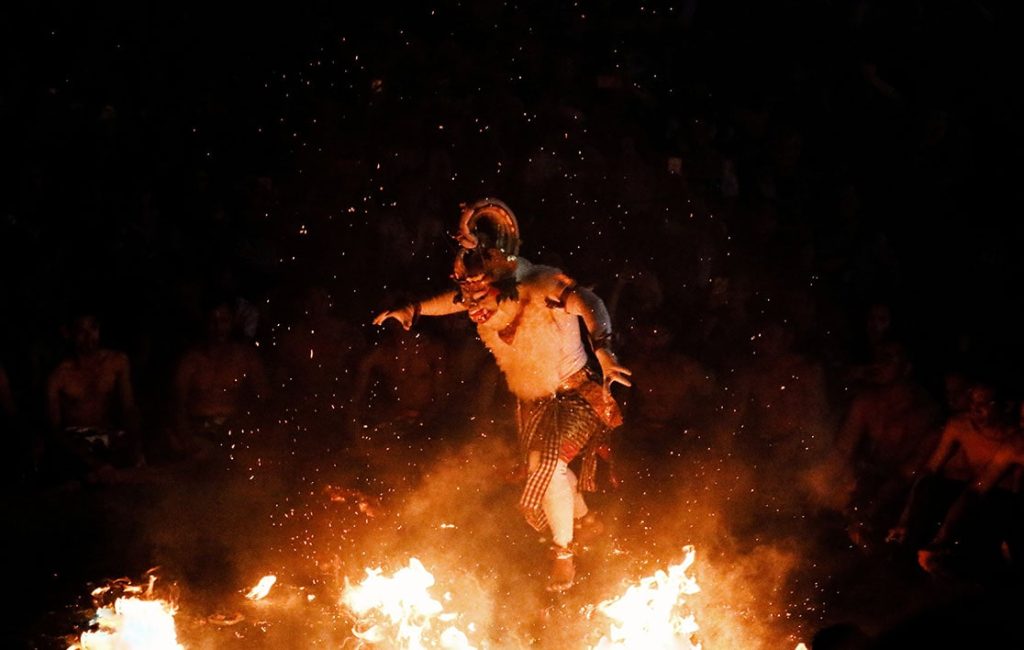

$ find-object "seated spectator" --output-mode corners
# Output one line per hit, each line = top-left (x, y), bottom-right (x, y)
(844, 302), (902, 388)
(349, 319), (444, 444)
(916, 399), (1024, 574)
(172, 300), (268, 457)
(722, 320), (832, 525)
(834, 342), (941, 546)
(212, 265), (261, 341)
(728, 320), (831, 465)
(626, 320), (716, 441)
(276, 286), (366, 398)
(45, 312), (141, 484)
(889, 384), (1015, 562)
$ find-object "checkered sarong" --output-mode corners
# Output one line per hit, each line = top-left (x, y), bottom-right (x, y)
(517, 388), (610, 532)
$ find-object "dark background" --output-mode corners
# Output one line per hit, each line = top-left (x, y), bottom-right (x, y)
(5, 2), (1024, 647)
(4, 0), (1024, 464)
(4, 1), (1023, 359)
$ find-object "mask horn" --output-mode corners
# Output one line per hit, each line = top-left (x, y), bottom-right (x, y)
(456, 198), (521, 257)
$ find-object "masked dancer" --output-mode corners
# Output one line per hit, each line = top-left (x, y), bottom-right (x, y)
(373, 199), (630, 591)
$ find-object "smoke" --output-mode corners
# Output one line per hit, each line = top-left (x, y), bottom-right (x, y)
(591, 419), (832, 649)
(63, 388), (837, 650)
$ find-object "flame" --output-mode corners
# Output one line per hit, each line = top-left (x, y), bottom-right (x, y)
(72, 597), (183, 650)
(341, 557), (475, 649)
(245, 575), (277, 600)
(590, 545), (702, 650)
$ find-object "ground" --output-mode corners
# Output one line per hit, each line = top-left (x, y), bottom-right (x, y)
(8, 419), (1022, 649)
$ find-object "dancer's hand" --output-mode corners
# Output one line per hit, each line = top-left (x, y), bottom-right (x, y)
(372, 304), (416, 330)
(596, 348), (632, 389)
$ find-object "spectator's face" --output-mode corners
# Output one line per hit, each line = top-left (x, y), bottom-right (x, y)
(866, 304), (891, 338)
(968, 387), (996, 426)
(208, 306), (234, 341)
(945, 375), (970, 413)
(72, 316), (100, 353)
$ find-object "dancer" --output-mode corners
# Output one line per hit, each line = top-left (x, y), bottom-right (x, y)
(373, 199), (630, 590)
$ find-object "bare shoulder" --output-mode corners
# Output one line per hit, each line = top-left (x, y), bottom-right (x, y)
(1006, 435), (1024, 463)
(49, 360), (75, 384)
(102, 349), (131, 371)
(944, 414), (971, 439)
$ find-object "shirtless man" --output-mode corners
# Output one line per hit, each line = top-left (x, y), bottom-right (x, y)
(835, 342), (941, 544)
(349, 322), (445, 442)
(373, 199), (630, 591)
(889, 384), (1014, 553)
(729, 321), (830, 466)
(276, 286), (365, 397)
(173, 301), (268, 456)
(45, 313), (139, 482)
(627, 320), (716, 440)
(912, 399), (1024, 573)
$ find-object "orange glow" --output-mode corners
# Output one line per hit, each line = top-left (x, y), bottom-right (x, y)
(590, 546), (702, 649)
(341, 558), (476, 649)
(72, 597), (183, 650)
(244, 575), (278, 601)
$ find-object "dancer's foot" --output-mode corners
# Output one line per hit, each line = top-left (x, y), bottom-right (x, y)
(547, 546), (575, 592)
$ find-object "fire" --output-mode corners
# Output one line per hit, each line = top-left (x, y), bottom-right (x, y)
(341, 557), (476, 649)
(72, 597), (183, 650)
(245, 574), (277, 600)
(69, 574), (183, 650)
(589, 545), (702, 650)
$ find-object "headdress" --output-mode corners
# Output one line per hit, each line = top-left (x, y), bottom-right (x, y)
(451, 198), (521, 302)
